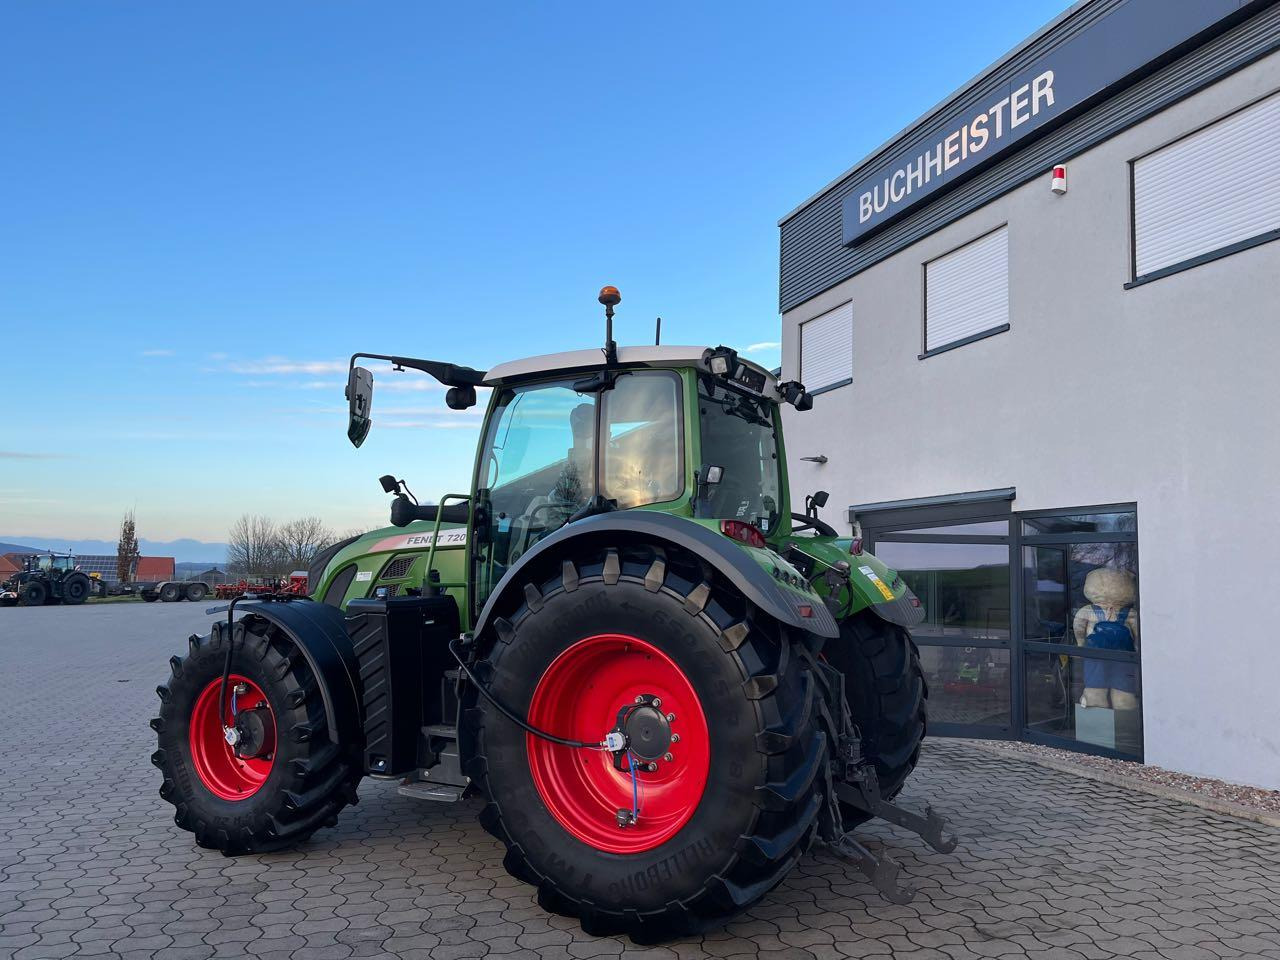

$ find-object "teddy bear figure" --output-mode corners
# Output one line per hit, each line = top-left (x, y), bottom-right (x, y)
(1072, 566), (1139, 710)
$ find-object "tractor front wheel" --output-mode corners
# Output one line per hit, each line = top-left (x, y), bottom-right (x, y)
(151, 616), (360, 854)
(20, 581), (47, 606)
(468, 545), (825, 942)
(824, 610), (926, 824)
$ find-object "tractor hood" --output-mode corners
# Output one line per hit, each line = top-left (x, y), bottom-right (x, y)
(309, 519), (468, 608)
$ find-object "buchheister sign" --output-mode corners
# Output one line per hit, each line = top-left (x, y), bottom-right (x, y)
(840, 0), (1256, 246)
(853, 71), (1058, 230)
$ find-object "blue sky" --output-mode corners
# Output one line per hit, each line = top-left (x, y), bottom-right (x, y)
(1, 1), (1067, 543)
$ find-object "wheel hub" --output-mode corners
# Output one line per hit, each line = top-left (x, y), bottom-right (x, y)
(621, 702), (671, 761)
(233, 705), (276, 759)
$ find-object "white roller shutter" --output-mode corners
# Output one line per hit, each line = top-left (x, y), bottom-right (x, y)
(925, 226), (1009, 353)
(799, 301), (852, 392)
(1134, 91), (1280, 279)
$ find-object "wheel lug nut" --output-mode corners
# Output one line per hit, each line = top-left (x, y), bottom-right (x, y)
(670, 734), (680, 743)
(635, 695), (645, 704)
(652, 698), (661, 708)
(666, 713), (676, 722)
(663, 753), (674, 762)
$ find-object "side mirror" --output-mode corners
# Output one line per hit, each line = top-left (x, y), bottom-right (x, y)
(812, 490), (829, 509)
(346, 366), (374, 448)
(780, 380), (814, 411)
(378, 474), (398, 494)
(446, 385), (477, 410)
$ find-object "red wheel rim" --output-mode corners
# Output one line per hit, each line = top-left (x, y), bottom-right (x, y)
(189, 675), (276, 801)
(526, 634), (710, 854)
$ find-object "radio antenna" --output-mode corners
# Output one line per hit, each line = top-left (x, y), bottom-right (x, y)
(654, 316), (662, 346)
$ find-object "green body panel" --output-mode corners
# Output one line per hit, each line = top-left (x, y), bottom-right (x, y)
(310, 519), (471, 616)
(769, 533), (908, 620)
(315, 360), (912, 630)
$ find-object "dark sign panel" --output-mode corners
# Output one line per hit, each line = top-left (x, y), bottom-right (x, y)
(841, 0), (1255, 246)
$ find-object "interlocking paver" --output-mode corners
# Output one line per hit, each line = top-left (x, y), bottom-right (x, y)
(3, 603), (1280, 959)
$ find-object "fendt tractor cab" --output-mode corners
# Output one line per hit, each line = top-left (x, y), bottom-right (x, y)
(152, 288), (955, 942)
(1, 552), (92, 606)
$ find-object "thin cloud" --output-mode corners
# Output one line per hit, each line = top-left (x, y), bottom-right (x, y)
(744, 342), (781, 354)
(228, 359), (347, 375)
(140, 348), (176, 357)
(0, 451), (70, 460)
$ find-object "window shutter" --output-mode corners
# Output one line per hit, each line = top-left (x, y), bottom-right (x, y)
(925, 226), (1009, 353)
(800, 302), (852, 391)
(1134, 91), (1280, 279)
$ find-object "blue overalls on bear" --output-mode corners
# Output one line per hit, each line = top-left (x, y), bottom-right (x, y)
(1083, 604), (1136, 695)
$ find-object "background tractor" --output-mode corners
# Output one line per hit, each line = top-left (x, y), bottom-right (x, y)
(152, 288), (953, 942)
(2, 552), (93, 606)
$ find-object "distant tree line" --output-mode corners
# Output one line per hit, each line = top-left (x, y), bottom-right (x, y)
(226, 515), (363, 579)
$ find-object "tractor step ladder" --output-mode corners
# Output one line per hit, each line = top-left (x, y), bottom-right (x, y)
(397, 669), (470, 804)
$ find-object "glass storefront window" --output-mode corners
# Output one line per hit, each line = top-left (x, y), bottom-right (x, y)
(1022, 511), (1137, 536)
(873, 540), (1010, 643)
(1025, 651), (1142, 755)
(921, 645), (1011, 728)
(869, 503), (1140, 756)
(878, 520), (1011, 536)
(1023, 538), (1140, 756)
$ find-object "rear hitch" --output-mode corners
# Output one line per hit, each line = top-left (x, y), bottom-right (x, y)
(822, 834), (916, 905)
(836, 736), (959, 855)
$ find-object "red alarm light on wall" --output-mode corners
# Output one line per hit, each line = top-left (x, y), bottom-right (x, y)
(1051, 164), (1068, 194)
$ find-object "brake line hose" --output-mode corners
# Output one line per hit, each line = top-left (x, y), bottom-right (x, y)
(447, 637), (605, 749)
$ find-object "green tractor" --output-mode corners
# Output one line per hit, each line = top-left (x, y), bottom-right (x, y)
(2, 552), (93, 607)
(152, 288), (953, 941)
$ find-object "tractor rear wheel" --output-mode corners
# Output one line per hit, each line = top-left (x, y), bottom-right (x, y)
(824, 610), (926, 824)
(20, 580), (47, 606)
(62, 572), (90, 605)
(151, 616), (360, 854)
(467, 545), (825, 943)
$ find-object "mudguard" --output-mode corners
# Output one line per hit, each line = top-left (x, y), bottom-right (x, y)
(234, 599), (364, 750)
(472, 511), (840, 641)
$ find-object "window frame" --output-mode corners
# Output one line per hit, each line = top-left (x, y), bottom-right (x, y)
(797, 299), (853, 396)
(920, 223), (1011, 360)
(1126, 87), (1280, 289)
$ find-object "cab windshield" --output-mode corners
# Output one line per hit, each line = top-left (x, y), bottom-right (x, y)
(694, 375), (781, 534)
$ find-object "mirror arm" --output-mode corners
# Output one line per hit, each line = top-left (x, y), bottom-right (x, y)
(349, 353), (487, 389)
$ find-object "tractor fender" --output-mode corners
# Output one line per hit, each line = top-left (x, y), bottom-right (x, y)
(233, 599), (364, 750)
(472, 511), (840, 641)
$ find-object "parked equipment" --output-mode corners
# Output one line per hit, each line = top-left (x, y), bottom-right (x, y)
(1, 552), (93, 606)
(134, 580), (210, 603)
(151, 288), (951, 942)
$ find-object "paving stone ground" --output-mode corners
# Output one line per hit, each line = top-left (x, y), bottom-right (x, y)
(2, 602), (1279, 960)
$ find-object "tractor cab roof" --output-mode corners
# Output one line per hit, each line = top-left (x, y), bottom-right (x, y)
(484, 345), (781, 399)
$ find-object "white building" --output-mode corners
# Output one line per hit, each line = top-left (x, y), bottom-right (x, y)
(778, 0), (1280, 788)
